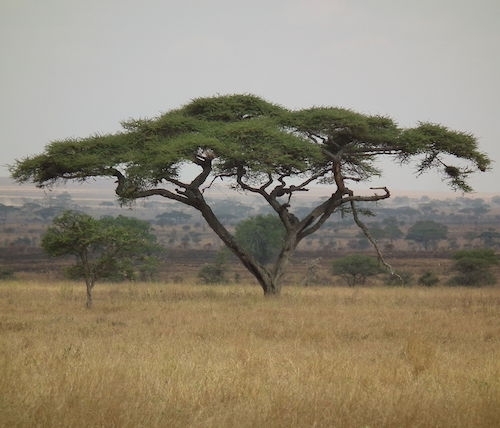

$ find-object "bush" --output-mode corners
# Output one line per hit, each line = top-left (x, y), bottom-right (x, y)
(418, 271), (439, 287)
(448, 248), (498, 287)
(197, 251), (228, 284)
(332, 254), (383, 286)
(197, 263), (228, 284)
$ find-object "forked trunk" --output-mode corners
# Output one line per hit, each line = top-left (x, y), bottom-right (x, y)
(264, 233), (297, 296)
(261, 277), (281, 296)
(197, 195), (298, 296)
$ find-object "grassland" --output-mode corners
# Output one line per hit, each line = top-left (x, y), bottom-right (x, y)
(1, 281), (499, 427)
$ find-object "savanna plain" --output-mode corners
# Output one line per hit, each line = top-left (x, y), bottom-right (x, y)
(1, 281), (499, 428)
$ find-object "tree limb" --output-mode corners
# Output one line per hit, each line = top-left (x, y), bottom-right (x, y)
(350, 197), (403, 283)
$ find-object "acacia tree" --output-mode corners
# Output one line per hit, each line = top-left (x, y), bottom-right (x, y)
(11, 95), (490, 295)
(42, 211), (161, 307)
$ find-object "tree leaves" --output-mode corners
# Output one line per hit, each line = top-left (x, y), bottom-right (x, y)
(10, 94), (490, 194)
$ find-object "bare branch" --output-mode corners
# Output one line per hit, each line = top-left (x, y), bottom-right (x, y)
(350, 199), (403, 283)
(202, 172), (234, 193)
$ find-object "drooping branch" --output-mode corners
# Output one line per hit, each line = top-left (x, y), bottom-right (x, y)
(350, 198), (402, 283)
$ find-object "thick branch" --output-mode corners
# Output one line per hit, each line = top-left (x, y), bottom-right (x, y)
(191, 159), (213, 188)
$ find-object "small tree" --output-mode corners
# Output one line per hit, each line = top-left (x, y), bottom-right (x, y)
(332, 254), (383, 286)
(42, 211), (162, 307)
(448, 249), (498, 286)
(234, 214), (285, 265)
(406, 220), (448, 251)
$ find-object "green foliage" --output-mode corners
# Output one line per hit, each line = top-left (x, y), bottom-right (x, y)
(406, 220), (448, 250)
(42, 211), (162, 284)
(331, 254), (383, 286)
(9, 94), (492, 295)
(197, 251), (228, 284)
(10, 94), (490, 195)
(448, 249), (498, 287)
(234, 215), (285, 264)
(418, 271), (440, 287)
(398, 123), (490, 191)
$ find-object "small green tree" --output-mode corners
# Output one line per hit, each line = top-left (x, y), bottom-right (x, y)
(406, 220), (448, 251)
(234, 214), (285, 265)
(449, 248), (498, 286)
(42, 211), (162, 307)
(332, 254), (383, 286)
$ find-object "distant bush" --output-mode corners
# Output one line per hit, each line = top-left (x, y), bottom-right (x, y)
(332, 254), (383, 286)
(448, 249), (498, 287)
(418, 271), (439, 287)
(0, 267), (14, 280)
(197, 252), (228, 284)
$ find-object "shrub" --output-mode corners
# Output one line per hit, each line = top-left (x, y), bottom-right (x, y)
(418, 271), (439, 287)
(197, 263), (228, 284)
(332, 254), (383, 286)
(197, 251), (228, 284)
(448, 248), (498, 287)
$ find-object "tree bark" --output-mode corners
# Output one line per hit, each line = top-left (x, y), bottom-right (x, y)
(85, 279), (94, 309)
(193, 191), (280, 295)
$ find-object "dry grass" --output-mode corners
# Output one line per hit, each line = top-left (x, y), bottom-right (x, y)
(1, 280), (499, 428)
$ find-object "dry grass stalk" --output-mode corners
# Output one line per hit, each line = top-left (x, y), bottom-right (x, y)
(1, 280), (499, 427)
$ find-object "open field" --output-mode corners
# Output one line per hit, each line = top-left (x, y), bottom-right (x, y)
(1, 281), (499, 427)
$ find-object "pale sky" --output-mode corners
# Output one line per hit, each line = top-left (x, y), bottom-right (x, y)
(1, 0), (499, 194)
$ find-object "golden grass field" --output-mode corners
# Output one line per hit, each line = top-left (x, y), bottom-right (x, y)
(1, 280), (499, 427)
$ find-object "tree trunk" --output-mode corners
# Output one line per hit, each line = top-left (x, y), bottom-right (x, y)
(85, 279), (94, 309)
(262, 277), (281, 296)
(265, 233), (298, 296)
(197, 198), (282, 295)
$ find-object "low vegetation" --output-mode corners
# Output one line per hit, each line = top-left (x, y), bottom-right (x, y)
(1, 280), (499, 427)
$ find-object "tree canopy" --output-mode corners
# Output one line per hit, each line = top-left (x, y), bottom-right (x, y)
(11, 94), (491, 295)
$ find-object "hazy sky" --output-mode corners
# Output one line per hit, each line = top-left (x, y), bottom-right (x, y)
(1, 0), (499, 194)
